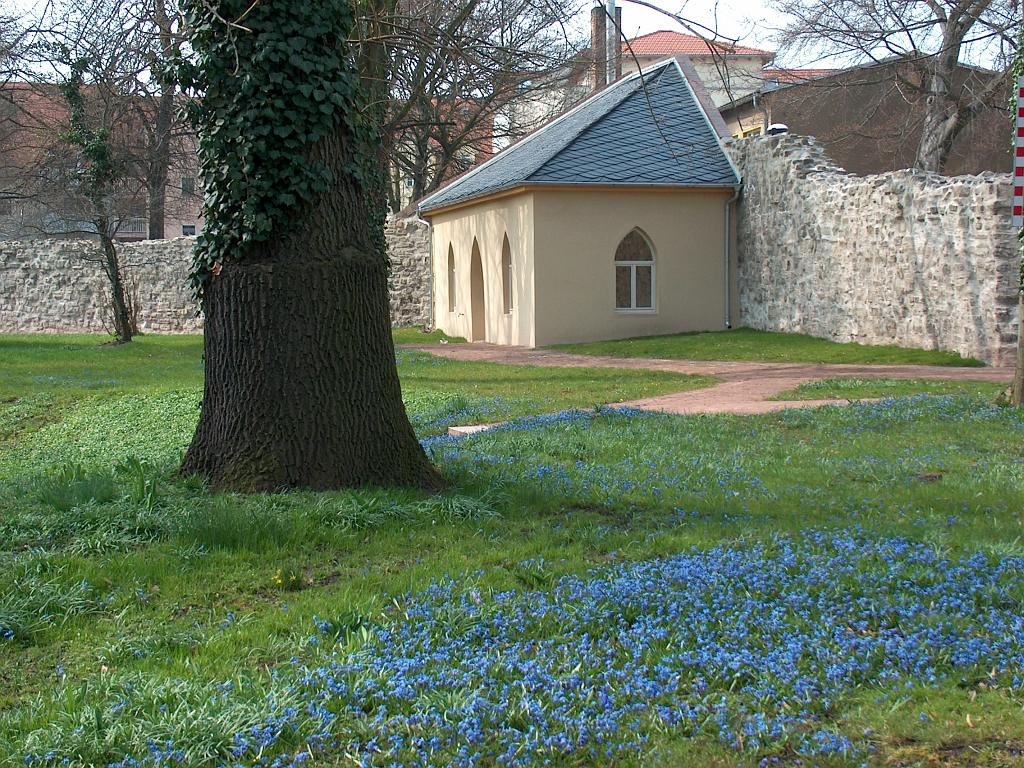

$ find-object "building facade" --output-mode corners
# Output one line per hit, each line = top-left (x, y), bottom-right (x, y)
(420, 61), (741, 348)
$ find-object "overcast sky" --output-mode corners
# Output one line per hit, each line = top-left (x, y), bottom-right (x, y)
(5, 0), (800, 63)
(5, 0), (1006, 71)
(620, 0), (788, 52)
(613, 0), (1007, 69)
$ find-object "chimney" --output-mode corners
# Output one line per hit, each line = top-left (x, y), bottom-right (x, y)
(614, 6), (622, 80)
(591, 5), (607, 91)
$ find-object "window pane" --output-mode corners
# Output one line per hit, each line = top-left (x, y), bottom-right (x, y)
(616, 266), (632, 309)
(635, 265), (652, 308)
(614, 229), (653, 262)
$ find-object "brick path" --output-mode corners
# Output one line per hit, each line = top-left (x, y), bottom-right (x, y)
(406, 343), (1013, 417)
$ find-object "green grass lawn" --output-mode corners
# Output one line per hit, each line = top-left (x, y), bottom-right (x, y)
(772, 377), (1008, 401)
(0, 334), (706, 436)
(1, 335), (1022, 767)
(0, 333), (205, 399)
(553, 328), (985, 366)
(0, 328), (467, 400)
(390, 326), (465, 345)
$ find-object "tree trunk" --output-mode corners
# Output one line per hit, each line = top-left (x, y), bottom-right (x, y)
(180, 131), (441, 492)
(147, 88), (175, 240)
(100, 232), (134, 343)
(914, 32), (971, 175)
(147, 179), (166, 240)
(916, 99), (960, 173)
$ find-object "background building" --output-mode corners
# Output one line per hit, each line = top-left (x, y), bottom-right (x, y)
(720, 57), (1010, 175)
(0, 83), (203, 241)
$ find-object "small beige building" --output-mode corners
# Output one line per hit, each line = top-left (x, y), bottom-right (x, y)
(418, 60), (741, 348)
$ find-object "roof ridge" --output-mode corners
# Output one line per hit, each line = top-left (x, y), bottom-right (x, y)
(528, 64), (669, 182)
(631, 29), (682, 39)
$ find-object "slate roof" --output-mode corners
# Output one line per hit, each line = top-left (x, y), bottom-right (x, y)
(418, 60), (740, 214)
(624, 30), (773, 59)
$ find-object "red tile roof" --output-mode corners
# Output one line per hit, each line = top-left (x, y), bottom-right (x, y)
(623, 30), (773, 59)
(762, 68), (837, 83)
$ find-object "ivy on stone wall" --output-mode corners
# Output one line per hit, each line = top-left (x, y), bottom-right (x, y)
(178, 0), (376, 295)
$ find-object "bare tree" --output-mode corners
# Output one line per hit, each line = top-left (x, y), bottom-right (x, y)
(135, 0), (186, 239)
(772, 0), (1020, 173)
(380, 0), (587, 211)
(58, 56), (136, 342)
(0, 0), (199, 341)
(2, 0), (196, 241)
(49, 0), (193, 239)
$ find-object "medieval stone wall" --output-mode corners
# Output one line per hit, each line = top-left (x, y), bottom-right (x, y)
(385, 215), (432, 328)
(0, 216), (433, 333)
(728, 135), (1019, 365)
(4, 145), (1018, 365)
(0, 237), (200, 334)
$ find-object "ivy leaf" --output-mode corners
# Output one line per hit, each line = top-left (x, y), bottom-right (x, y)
(180, 0), (372, 297)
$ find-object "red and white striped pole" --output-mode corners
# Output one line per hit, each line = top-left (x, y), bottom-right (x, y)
(1015, 74), (1024, 230)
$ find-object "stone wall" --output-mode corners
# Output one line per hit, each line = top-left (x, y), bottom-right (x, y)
(0, 216), (433, 333)
(385, 215), (432, 328)
(728, 135), (1019, 365)
(0, 237), (201, 334)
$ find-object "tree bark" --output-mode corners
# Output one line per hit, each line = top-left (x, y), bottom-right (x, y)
(99, 230), (134, 343)
(915, 97), (959, 173)
(915, 50), (959, 173)
(146, 87), (175, 240)
(180, 129), (441, 492)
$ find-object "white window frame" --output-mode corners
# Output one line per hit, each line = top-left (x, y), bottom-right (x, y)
(614, 259), (656, 313)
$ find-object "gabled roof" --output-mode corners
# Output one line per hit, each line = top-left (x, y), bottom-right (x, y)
(623, 30), (773, 59)
(418, 60), (740, 215)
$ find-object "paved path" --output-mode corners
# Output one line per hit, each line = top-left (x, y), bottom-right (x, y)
(406, 343), (1013, 417)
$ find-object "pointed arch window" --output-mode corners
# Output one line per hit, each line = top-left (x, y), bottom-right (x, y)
(447, 245), (456, 312)
(614, 228), (655, 311)
(501, 234), (513, 314)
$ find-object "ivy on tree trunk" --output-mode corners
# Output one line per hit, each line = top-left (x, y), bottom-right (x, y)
(177, 0), (440, 491)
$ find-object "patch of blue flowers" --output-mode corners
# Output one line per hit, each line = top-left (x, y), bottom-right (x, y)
(72, 530), (1023, 768)
(423, 407), (775, 509)
(20, 396), (1024, 767)
(422, 397), (1024, 517)
(775, 393), (1024, 434)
